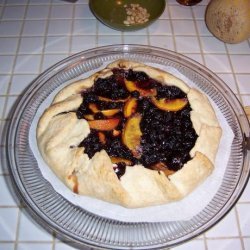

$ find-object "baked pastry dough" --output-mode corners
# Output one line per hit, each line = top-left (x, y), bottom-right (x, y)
(37, 60), (222, 208)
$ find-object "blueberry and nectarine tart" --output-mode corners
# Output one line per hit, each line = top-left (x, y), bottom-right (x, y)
(37, 60), (222, 208)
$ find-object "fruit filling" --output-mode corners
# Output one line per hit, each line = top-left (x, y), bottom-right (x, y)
(76, 68), (198, 179)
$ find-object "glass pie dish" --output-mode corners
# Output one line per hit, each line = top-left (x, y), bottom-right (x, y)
(5, 45), (250, 249)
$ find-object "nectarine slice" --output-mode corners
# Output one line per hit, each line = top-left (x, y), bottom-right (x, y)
(112, 129), (121, 137)
(122, 114), (142, 157)
(83, 114), (95, 121)
(88, 103), (120, 117)
(89, 103), (99, 113)
(88, 118), (120, 131)
(98, 132), (106, 144)
(125, 80), (157, 97)
(124, 98), (137, 118)
(98, 96), (128, 102)
(101, 109), (120, 117)
(110, 157), (132, 166)
(151, 97), (188, 111)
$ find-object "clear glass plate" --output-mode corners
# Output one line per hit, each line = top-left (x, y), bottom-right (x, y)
(5, 45), (250, 249)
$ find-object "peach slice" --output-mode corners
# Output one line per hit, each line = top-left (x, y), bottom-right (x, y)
(89, 103), (120, 117)
(112, 129), (121, 137)
(110, 157), (132, 166)
(124, 98), (137, 118)
(88, 118), (120, 131)
(89, 103), (99, 113)
(98, 132), (106, 144)
(101, 109), (120, 117)
(125, 80), (157, 97)
(98, 96), (128, 102)
(151, 162), (175, 176)
(151, 97), (188, 112)
(122, 114), (142, 157)
(83, 114), (95, 121)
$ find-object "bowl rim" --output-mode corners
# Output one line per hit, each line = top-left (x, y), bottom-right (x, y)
(89, 0), (166, 31)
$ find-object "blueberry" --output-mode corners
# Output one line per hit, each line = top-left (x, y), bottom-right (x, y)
(94, 112), (105, 120)
(126, 69), (149, 82)
(77, 68), (198, 179)
(130, 90), (140, 98)
(114, 163), (126, 179)
(157, 86), (186, 99)
(76, 102), (89, 118)
(83, 92), (98, 103)
(79, 131), (103, 158)
(94, 76), (129, 99)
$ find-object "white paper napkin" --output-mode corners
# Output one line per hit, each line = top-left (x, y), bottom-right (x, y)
(29, 63), (234, 222)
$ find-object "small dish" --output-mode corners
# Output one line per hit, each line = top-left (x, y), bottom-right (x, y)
(89, 0), (166, 31)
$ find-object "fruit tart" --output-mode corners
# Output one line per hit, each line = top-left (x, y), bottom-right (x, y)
(37, 60), (222, 208)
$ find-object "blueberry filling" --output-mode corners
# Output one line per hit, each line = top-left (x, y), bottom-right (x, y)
(76, 68), (198, 178)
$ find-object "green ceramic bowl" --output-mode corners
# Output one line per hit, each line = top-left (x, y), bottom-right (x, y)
(89, 0), (166, 31)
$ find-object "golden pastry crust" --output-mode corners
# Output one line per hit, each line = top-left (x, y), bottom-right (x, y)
(37, 60), (222, 208)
